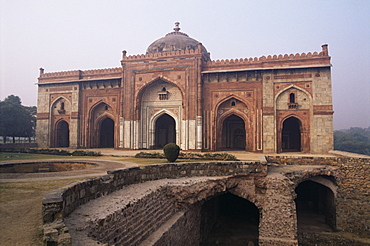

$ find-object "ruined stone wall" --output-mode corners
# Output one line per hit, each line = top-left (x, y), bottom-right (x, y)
(88, 187), (176, 245)
(268, 156), (370, 236)
(152, 204), (202, 246)
(43, 161), (265, 245)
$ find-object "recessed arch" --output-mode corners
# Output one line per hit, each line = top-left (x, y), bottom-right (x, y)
(135, 77), (185, 120)
(55, 120), (69, 147)
(295, 176), (337, 235)
(50, 96), (71, 116)
(275, 85), (312, 102)
(98, 117), (114, 148)
(153, 113), (176, 149)
(282, 116), (302, 152)
(220, 114), (246, 150)
(139, 79), (182, 149)
(214, 94), (251, 114)
(89, 102), (115, 148)
(215, 96), (251, 151)
(201, 193), (260, 245)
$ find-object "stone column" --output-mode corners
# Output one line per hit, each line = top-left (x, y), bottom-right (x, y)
(196, 116), (202, 149)
(119, 117), (124, 148)
(259, 178), (298, 245)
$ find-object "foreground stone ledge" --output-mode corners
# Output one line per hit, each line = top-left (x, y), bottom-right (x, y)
(41, 156), (370, 245)
(42, 161), (264, 245)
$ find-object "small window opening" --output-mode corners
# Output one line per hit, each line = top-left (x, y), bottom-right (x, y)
(288, 93), (298, 109)
(105, 105), (109, 110)
(58, 101), (66, 114)
(231, 101), (236, 107)
(158, 87), (169, 100)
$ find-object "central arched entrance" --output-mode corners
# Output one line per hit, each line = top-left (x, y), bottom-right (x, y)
(154, 114), (176, 148)
(201, 193), (259, 245)
(221, 115), (246, 150)
(99, 118), (114, 148)
(282, 117), (301, 152)
(55, 120), (69, 147)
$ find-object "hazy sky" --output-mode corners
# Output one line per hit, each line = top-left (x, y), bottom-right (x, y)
(0, 0), (369, 130)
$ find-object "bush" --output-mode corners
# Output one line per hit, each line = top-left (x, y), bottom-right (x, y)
(163, 143), (180, 162)
(134, 152), (164, 158)
(134, 151), (239, 161)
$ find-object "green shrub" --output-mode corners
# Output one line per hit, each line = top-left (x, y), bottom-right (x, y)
(134, 152), (164, 158)
(163, 143), (180, 162)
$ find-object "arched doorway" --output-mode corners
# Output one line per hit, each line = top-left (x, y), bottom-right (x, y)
(99, 118), (114, 148)
(201, 193), (259, 245)
(295, 179), (336, 234)
(154, 114), (175, 148)
(221, 115), (246, 150)
(282, 117), (301, 152)
(55, 120), (69, 147)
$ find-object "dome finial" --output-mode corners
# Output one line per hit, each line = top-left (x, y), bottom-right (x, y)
(173, 22), (180, 32)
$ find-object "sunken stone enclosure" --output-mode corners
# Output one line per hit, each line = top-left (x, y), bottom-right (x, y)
(42, 156), (370, 246)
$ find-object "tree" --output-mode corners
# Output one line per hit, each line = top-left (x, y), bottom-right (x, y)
(0, 95), (36, 143)
(334, 127), (370, 155)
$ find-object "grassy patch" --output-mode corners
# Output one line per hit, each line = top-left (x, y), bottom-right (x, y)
(0, 152), (88, 161)
(0, 178), (89, 245)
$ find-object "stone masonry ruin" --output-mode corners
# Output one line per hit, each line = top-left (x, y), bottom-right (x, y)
(42, 156), (370, 246)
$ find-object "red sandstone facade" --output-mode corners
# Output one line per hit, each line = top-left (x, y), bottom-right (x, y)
(36, 23), (334, 153)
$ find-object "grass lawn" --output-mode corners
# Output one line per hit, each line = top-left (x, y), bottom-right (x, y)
(0, 152), (88, 161)
(0, 152), (198, 165)
(0, 152), (214, 245)
(0, 178), (89, 245)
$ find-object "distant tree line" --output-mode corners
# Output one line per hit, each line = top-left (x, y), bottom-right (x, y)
(0, 95), (36, 143)
(334, 127), (370, 155)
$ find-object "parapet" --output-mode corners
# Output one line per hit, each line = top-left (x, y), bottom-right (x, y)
(204, 44), (331, 70)
(38, 67), (122, 84)
(121, 44), (210, 63)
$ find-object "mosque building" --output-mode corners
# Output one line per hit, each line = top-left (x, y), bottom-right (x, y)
(36, 22), (333, 153)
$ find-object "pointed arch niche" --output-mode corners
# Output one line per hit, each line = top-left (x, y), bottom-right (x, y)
(55, 120), (69, 147)
(215, 97), (251, 151)
(201, 193), (260, 245)
(275, 86), (311, 153)
(295, 176), (337, 235)
(282, 117), (302, 152)
(138, 79), (183, 149)
(89, 102), (115, 148)
(154, 113), (176, 148)
(50, 97), (71, 147)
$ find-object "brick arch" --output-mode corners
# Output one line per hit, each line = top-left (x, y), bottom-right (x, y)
(294, 173), (339, 194)
(214, 94), (251, 113)
(50, 97), (71, 147)
(200, 192), (261, 245)
(275, 84), (312, 102)
(50, 96), (71, 110)
(135, 76), (185, 120)
(88, 102), (116, 148)
(148, 109), (178, 148)
(53, 119), (69, 148)
(277, 115), (310, 153)
(50, 96), (71, 122)
(215, 97), (253, 151)
(295, 175), (338, 232)
(88, 100), (113, 116)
